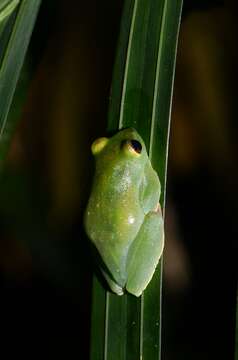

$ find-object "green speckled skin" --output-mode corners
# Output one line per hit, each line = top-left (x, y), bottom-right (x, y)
(84, 128), (164, 296)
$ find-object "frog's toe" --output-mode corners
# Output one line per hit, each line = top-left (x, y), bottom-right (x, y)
(113, 285), (124, 296)
(109, 281), (124, 296)
(154, 202), (162, 213)
(101, 268), (125, 295)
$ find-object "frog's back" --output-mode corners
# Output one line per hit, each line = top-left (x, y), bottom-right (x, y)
(85, 161), (143, 244)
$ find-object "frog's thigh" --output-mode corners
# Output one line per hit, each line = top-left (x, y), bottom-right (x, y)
(126, 211), (164, 297)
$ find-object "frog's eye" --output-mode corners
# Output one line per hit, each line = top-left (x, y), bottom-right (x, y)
(122, 139), (142, 156)
(130, 140), (142, 153)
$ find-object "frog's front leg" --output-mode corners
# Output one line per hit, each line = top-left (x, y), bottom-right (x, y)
(125, 210), (164, 297)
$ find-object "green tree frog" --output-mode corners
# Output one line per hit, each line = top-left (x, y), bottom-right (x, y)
(84, 128), (164, 297)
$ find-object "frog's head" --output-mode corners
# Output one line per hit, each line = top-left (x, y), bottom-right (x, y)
(91, 128), (148, 165)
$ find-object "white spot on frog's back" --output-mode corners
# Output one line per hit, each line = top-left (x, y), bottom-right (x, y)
(128, 215), (135, 224)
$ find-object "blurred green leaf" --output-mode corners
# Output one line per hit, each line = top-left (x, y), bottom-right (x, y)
(90, 0), (183, 359)
(0, 0), (41, 169)
(0, 0), (19, 42)
(0, 0), (19, 19)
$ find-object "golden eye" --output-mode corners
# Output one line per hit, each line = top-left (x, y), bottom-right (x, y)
(122, 139), (142, 156)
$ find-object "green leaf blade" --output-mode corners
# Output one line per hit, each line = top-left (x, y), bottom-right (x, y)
(0, 0), (41, 168)
(91, 0), (183, 359)
(0, 0), (19, 21)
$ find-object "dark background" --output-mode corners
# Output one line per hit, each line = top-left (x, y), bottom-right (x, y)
(0, 1), (237, 359)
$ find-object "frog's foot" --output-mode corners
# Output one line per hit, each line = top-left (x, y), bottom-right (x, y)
(125, 211), (164, 297)
(101, 268), (124, 296)
(154, 202), (162, 214)
(110, 283), (124, 296)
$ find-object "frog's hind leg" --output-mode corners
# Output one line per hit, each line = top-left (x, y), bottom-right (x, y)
(91, 242), (126, 295)
(126, 211), (164, 297)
